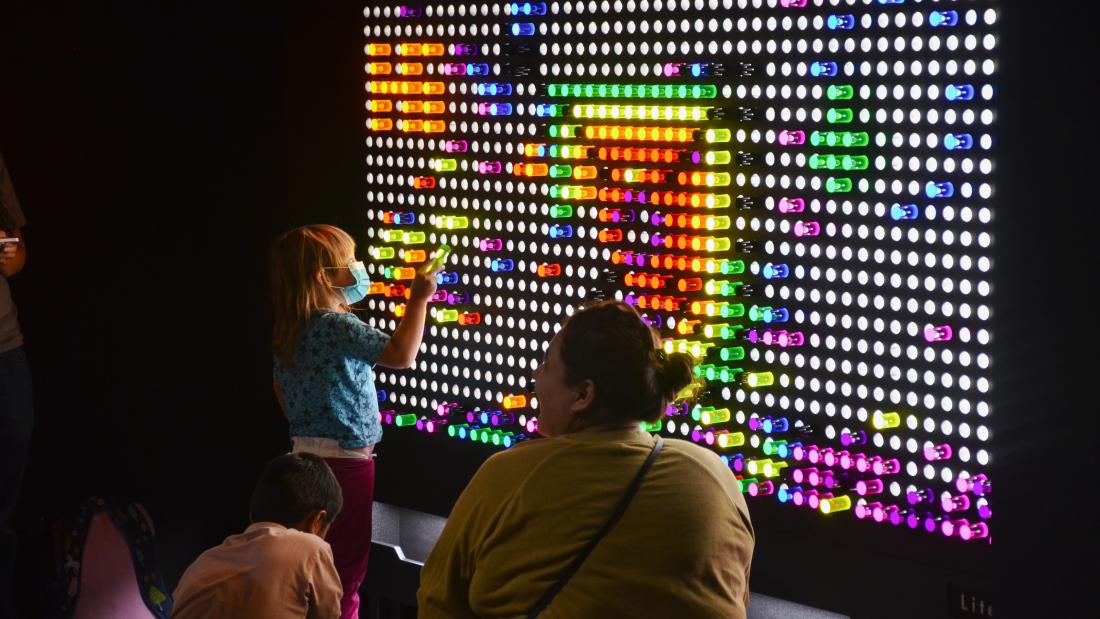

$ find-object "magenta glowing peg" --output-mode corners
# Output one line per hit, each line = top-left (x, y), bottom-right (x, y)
(777, 197), (805, 213)
(778, 129), (806, 146)
(823, 449), (847, 468)
(957, 474), (992, 496)
(890, 507), (912, 527)
(691, 428), (704, 443)
(872, 457), (901, 475)
(855, 501), (880, 520)
(791, 467), (815, 484)
(466, 411), (479, 423)
(905, 511), (922, 529)
(838, 452), (858, 470)
(748, 416), (764, 431)
(791, 444), (808, 461)
(923, 443), (953, 462)
(923, 324), (953, 343)
(779, 0), (808, 7)
(478, 160), (502, 174)
(728, 454), (746, 473)
(747, 480), (775, 497)
(424, 419), (448, 433)
(479, 238), (503, 251)
(808, 447), (830, 465)
(941, 494), (971, 513)
(791, 489), (809, 506)
(977, 499), (992, 520)
(445, 140), (468, 153)
(793, 221), (821, 237)
(942, 518), (971, 537)
(436, 401), (457, 417)
(907, 488), (936, 506)
(807, 492), (826, 510)
(923, 514), (942, 533)
(761, 329), (779, 346)
(960, 521), (990, 541)
(855, 454), (872, 473)
(704, 430), (717, 446)
(777, 331), (804, 347)
(808, 469), (835, 487)
(856, 479), (884, 496)
(525, 417), (539, 433)
(840, 430), (867, 448)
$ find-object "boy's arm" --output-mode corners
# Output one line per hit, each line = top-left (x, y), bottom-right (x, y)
(306, 546), (343, 619)
(377, 269), (438, 369)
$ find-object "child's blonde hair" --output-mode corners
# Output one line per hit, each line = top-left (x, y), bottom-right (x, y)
(271, 224), (357, 367)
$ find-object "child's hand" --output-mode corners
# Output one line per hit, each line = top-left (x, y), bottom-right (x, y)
(0, 231), (16, 265)
(409, 266), (440, 303)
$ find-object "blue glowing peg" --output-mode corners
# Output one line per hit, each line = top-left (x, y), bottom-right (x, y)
(489, 103), (513, 116)
(826, 14), (855, 30)
(945, 84), (975, 101)
(891, 203), (920, 221)
(511, 22), (536, 36)
(549, 224), (574, 239)
(762, 263), (789, 279)
(929, 10), (958, 27)
(466, 63), (490, 76)
(925, 181), (955, 199)
(777, 484), (801, 503)
(762, 417), (789, 434)
(395, 212), (415, 224)
(437, 271), (459, 285)
(877, 0), (905, 4)
(943, 133), (974, 150)
(763, 307), (789, 324)
(777, 441), (801, 459)
(810, 61), (838, 77)
(490, 258), (515, 272)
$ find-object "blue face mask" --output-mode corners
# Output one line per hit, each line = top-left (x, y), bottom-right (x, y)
(329, 260), (370, 305)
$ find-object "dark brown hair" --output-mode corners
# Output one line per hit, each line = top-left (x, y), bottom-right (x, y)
(249, 453), (343, 527)
(558, 300), (694, 424)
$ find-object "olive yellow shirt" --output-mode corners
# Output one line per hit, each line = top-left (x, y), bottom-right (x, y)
(419, 430), (754, 619)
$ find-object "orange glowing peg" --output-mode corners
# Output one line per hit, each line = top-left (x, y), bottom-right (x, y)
(404, 249), (427, 263)
(396, 62), (422, 75)
(394, 303), (407, 317)
(572, 165), (597, 180)
(502, 394), (527, 409)
(678, 277), (703, 292)
(393, 267), (416, 280)
(368, 62), (393, 74)
(458, 312), (481, 325)
(537, 263), (561, 277)
(421, 43), (444, 56)
(368, 282), (388, 295)
(401, 100), (425, 113)
(403, 119), (425, 132)
(367, 118), (393, 131)
(424, 120), (445, 132)
(366, 43), (392, 56)
(413, 176), (436, 189)
(396, 43), (422, 56)
(598, 228), (623, 243)
(367, 100), (393, 113)
(423, 82), (445, 95)
(385, 284), (407, 297)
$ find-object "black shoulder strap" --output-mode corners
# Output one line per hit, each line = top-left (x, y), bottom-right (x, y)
(527, 436), (664, 618)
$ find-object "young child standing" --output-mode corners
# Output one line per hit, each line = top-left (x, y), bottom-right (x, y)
(270, 224), (437, 619)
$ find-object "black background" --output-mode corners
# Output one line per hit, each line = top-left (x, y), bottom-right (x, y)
(0, 1), (1095, 617)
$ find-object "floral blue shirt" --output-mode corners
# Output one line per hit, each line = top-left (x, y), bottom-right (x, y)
(274, 311), (390, 448)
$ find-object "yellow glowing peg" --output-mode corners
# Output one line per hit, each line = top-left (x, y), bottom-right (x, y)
(690, 342), (714, 358)
(705, 172), (731, 187)
(705, 238), (731, 252)
(383, 230), (403, 242)
(705, 216), (731, 230)
(705, 128), (731, 143)
(873, 411), (902, 429)
(393, 267), (416, 280)
(436, 309), (458, 322)
(403, 231), (426, 244)
(701, 407), (731, 425)
(746, 459), (772, 476)
(372, 247), (395, 260)
(704, 194), (731, 209)
(704, 150), (731, 165)
(761, 461), (789, 478)
(745, 371), (775, 388)
(717, 432), (745, 448)
(820, 495), (852, 515)
(432, 158), (457, 172)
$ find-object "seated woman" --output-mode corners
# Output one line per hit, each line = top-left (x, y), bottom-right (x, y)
(418, 300), (754, 618)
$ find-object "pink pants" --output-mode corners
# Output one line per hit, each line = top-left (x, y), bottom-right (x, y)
(324, 457), (376, 619)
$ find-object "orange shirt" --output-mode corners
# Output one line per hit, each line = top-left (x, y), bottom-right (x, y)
(419, 430), (755, 619)
(172, 522), (342, 619)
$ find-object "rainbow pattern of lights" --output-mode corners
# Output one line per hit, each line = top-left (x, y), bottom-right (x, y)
(361, 0), (997, 543)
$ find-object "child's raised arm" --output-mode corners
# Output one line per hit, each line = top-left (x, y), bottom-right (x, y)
(377, 268), (438, 369)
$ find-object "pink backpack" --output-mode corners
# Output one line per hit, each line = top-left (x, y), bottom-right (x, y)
(51, 498), (172, 619)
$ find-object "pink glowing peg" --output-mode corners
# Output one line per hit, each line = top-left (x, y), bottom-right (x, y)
(778, 129), (806, 146)
(793, 221), (820, 237)
(923, 443), (953, 462)
(777, 197), (805, 213)
(923, 324), (953, 343)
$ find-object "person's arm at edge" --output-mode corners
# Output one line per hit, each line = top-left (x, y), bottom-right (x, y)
(0, 228), (26, 278)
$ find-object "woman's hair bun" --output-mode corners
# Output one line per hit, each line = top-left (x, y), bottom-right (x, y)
(655, 350), (694, 401)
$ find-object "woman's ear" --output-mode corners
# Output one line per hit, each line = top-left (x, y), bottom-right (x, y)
(569, 379), (597, 415)
(315, 268), (330, 287)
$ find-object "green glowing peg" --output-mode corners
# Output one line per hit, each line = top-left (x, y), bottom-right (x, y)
(842, 131), (869, 147)
(826, 108), (854, 123)
(841, 155), (869, 170)
(640, 420), (663, 432)
(827, 84), (854, 100)
(825, 177), (853, 193)
(719, 346), (745, 362)
(721, 259), (746, 275)
(721, 303), (746, 318)
(394, 414), (417, 427)
(549, 164), (573, 178)
(549, 204), (573, 218)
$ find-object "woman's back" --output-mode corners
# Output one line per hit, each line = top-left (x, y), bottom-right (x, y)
(419, 429), (754, 619)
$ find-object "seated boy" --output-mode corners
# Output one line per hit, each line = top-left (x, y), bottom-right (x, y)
(172, 452), (344, 619)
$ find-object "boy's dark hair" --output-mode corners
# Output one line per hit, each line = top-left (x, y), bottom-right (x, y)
(559, 300), (694, 424)
(249, 453), (343, 528)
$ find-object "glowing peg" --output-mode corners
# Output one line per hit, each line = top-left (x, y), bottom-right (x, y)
(809, 61), (838, 77)
(431, 158), (457, 172)
(761, 461), (788, 478)
(436, 309), (458, 323)
(924, 325), (953, 343)
(856, 479), (884, 496)
(777, 197), (805, 213)
(826, 108), (853, 123)
(777, 130), (805, 146)
(959, 521), (990, 542)
(820, 495), (852, 514)
(957, 474), (992, 497)
(479, 238), (503, 252)
(503, 394), (527, 409)
(924, 443), (953, 462)
(872, 411), (901, 430)
(925, 180), (955, 198)
(372, 247), (395, 260)
(941, 494), (971, 513)
(366, 43), (392, 56)
(826, 84), (854, 100)
(700, 407), (731, 425)
(511, 22), (536, 36)
(945, 84), (975, 101)
(394, 413), (417, 427)
(872, 458), (901, 476)
(745, 372), (774, 388)
(891, 203), (919, 221)
(944, 133), (974, 150)
(793, 221), (821, 237)
(537, 263), (561, 277)
(717, 432), (745, 448)
(827, 14), (856, 30)
(704, 128), (731, 143)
